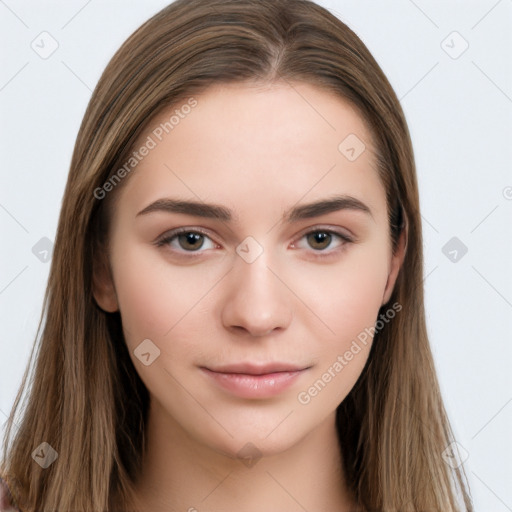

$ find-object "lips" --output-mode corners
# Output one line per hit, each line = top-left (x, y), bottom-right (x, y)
(204, 362), (310, 375)
(200, 362), (311, 399)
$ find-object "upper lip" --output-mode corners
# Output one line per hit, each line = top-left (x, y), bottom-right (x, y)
(203, 362), (310, 375)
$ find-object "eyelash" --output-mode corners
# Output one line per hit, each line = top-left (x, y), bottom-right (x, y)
(155, 226), (354, 259)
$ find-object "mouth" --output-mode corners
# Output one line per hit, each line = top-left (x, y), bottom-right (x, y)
(200, 362), (311, 399)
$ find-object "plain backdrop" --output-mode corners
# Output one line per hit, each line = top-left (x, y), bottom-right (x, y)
(1, 1), (511, 510)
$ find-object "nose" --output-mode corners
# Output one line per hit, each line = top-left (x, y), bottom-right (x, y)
(220, 251), (293, 337)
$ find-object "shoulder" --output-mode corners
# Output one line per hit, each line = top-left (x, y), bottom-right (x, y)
(0, 476), (21, 512)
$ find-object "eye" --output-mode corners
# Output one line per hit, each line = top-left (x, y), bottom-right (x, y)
(292, 228), (353, 253)
(155, 228), (218, 253)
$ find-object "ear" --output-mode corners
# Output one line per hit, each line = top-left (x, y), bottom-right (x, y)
(92, 250), (119, 313)
(381, 218), (408, 306)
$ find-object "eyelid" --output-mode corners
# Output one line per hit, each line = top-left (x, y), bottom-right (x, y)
(154, 224), (355, 255)
(154, 227), (220, 250)
(288, 226), (354, 261)
(291, 224), (354, 245)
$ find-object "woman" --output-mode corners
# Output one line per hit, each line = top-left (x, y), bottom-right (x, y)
(1, 0), (473, 510)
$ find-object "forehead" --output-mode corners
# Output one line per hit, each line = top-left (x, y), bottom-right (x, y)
(115, 81), (386, 222)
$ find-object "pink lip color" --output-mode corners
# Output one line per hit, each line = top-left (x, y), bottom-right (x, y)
(201, 367), (307, 399)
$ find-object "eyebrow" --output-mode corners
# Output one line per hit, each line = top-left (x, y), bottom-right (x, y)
(136, 195), (373, 222)
(287, 195), (373, 222)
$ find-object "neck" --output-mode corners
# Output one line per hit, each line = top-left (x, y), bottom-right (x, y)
(123, 400), (361, 512)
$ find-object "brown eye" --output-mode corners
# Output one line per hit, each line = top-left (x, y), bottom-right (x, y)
(291, 228), (353, 256)
(177, 232), (205, 251)
(156, 229), (216, 253)
(307, 231), (332, 250)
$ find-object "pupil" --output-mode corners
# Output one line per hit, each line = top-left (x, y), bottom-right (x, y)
(308, 232), (331, 250)
(179, 232), (204, 251)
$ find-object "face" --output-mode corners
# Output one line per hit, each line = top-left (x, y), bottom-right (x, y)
(93, 81), (404, 458)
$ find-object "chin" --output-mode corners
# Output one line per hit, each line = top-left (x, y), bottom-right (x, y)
(211, 431), (303, 462)
(190, 410), (313, 461)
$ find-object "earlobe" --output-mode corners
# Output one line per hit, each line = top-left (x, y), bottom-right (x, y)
(382, 219), (408, 306)
(92, 254), (119, 313)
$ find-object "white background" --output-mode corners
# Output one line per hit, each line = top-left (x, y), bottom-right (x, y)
(1, 1), (511, 510)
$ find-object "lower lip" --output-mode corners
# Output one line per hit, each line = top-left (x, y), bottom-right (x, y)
(201, 368), (307, 399)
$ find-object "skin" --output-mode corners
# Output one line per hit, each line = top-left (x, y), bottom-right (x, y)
(93, 81), (406, 512)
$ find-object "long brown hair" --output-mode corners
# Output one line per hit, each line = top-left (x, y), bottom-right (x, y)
(1, 0), (473, 510)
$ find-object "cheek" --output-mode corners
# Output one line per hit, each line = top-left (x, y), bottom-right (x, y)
(110, 242), (221, 348)
(292, 254), (389, 412)
(285, 241), (390, 405)
(289, 242), (390, 343)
